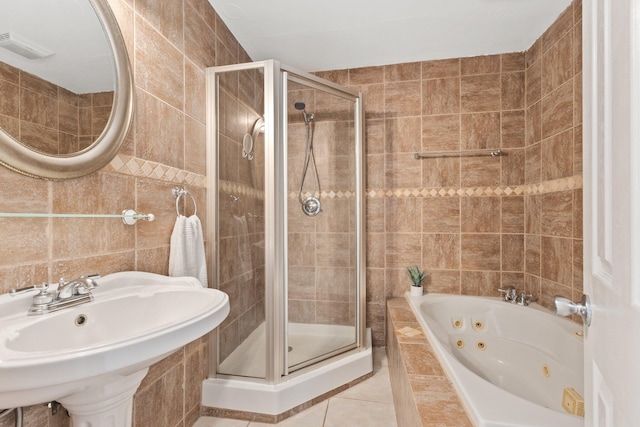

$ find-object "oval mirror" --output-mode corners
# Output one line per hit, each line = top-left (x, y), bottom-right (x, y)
(0, 0), (133, 180)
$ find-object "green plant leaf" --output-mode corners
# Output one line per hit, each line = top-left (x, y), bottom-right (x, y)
(406, 265), (426, 286)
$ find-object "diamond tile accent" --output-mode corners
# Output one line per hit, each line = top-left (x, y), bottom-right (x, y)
(110, 155), (125, 171)
(397, 326), (424, 338)
(125, 158), (140, 174)
(363, 175), (581, 199)
(140, 161), (154, 176)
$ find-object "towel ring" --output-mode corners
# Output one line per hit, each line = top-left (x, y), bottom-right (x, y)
(172, 187), (197, 216)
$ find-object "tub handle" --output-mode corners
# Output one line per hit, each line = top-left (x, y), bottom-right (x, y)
(516, 292), (536, 306)
(554, 295), (592, 326)
(498, 286), (517, 303)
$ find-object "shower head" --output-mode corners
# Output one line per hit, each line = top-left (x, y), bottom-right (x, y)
(294, 101), (314, 124)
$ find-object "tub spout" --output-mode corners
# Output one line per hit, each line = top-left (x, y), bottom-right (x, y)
(554, 295), (591, 326)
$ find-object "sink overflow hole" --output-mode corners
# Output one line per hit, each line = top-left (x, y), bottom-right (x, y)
(75, 314), (88, 326)
(288, 346), (293, 352)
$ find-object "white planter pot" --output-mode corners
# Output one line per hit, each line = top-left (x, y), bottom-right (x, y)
(410, 286), (423, 296)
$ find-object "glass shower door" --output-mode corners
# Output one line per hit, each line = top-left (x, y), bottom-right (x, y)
(214, 64), (267, 379)
(285, 73), (359, 372)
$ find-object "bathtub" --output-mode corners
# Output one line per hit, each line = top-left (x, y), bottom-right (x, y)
(405, 293), (584, 427)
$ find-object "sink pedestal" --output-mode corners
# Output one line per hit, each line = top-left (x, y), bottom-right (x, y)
(57, 368), (148, 427)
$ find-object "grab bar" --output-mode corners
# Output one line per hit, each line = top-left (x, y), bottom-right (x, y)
(412, 149), (503, 159)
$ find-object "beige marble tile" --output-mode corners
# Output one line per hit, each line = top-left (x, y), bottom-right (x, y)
(324, 397), (397, 427)
(337, 366), (395, 404)
(461, 54), (501, 75)
(411, 376), (472, 427)
(422, 58), (460, 79)
(193, 417), (249, 427)
(252, 401), (328, 427)
(385, 62), (421, 82)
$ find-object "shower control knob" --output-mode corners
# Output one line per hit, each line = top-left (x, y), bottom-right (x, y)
(301, 196), (321, 216)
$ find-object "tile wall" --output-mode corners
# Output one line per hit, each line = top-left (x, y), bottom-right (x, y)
(318, 54), (529, 346)
(523, 0), (583, 311)
(286, 83), (357, 326)
(216, 67), (266, 364)
(0, 0), (248, 425)
(0, 61), (113, 154)
(317, 0), (582, 345)
(0, 0), (582, 423)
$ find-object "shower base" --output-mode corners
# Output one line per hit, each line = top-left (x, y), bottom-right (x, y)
(218, 322), (357, 378)
(202, 326), (372, 417)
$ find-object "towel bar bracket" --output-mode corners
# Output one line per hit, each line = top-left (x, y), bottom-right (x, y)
(122, 209), (155, 225)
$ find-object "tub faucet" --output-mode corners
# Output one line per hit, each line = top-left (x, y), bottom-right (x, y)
(498, 286), (518, 303)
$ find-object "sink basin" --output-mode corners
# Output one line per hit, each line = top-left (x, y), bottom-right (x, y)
(0, 271), (229, 414)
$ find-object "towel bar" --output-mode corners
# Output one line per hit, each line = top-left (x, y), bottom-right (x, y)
(412, 149), (503, 159)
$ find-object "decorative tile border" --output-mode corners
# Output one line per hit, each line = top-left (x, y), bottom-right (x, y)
(289, 190), (355, 199)
(366, 175), (582, 199)
(104, 154), (581, 200)
(219, 180), (265, 199)
(103, 154), (207, 188)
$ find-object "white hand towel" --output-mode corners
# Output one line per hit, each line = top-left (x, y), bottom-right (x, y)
(169, 214), (208, 287)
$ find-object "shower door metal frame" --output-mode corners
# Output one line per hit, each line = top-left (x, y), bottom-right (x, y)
(281, 66), (366, 375)
(206, 60), (366, 385)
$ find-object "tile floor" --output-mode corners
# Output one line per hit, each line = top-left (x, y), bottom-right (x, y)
(193, 348), (398, 427)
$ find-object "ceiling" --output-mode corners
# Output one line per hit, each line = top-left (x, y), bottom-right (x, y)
(208, 0), (573, 72)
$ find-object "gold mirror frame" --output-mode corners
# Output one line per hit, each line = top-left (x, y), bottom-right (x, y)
(0, 0), (133, 180)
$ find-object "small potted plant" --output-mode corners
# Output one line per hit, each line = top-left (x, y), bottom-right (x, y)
(406, 265), (426, 296)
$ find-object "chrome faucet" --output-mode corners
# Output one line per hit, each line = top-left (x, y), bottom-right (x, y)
(57, 274), (100, 299)
(516, 292), (536, 306)
(498, 286), (518, 303)
(11, 274), (100, 315)
(498, 287), (536, 306)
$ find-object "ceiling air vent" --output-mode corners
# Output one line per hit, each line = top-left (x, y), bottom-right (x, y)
(0, 31), (53, 59)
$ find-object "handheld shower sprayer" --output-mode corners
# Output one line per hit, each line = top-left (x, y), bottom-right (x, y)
(294, 101), (321, 216)
(294, 102), (315, 125)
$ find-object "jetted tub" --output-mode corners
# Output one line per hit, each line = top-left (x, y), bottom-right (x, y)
(405, 293), (584, 427)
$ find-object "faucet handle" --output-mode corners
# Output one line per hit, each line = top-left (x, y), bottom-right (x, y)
(84, 273), (100, 288)
(10, 282), (49, 297)
(517, 292), (536, 306)
(498, 286), (517, 302)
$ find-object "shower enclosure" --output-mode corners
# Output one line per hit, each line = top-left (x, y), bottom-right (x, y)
(203, 60), (369, 416)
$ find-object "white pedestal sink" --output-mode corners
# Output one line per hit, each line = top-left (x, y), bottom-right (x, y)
(0, 271), (229, 426)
